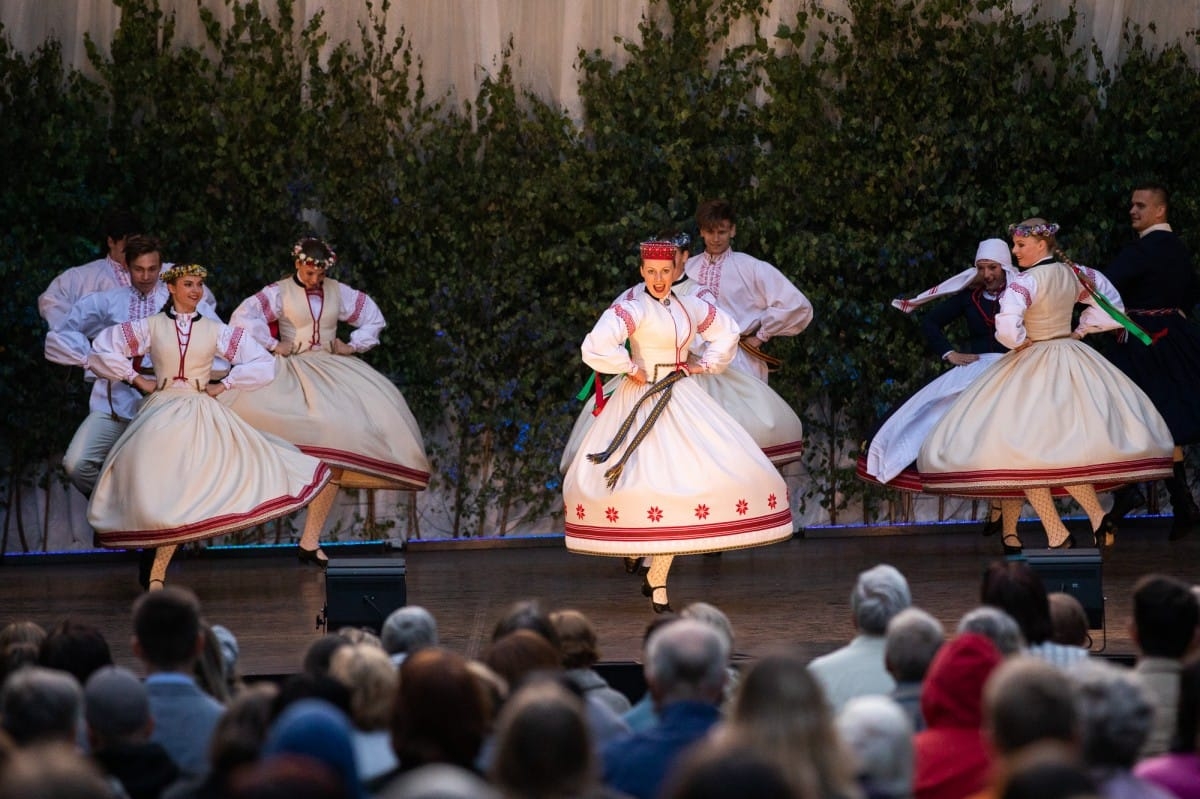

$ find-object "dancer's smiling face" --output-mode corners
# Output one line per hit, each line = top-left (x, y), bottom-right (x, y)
(641, 258), (674, 300)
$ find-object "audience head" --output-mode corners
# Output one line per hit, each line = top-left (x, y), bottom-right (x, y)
(885, 607), (944, 683)
(482, 629), (562, 691)
(0, 666), (82, 746)
(0, 621), (46, 689)
(836, 695), (915, 799)
(1047, 593), (1090, 648)
(549, 609), (604, 670)
(132, 586), (204, 672)
(377, 763), (500, 799)
(392, 647), (491, 772)
(489, 677), (595, 798)
(645, 618), (728, 706)
(984, 656), (1079, 758)
(1169, 654), (1200, 754)
(334, 627), (382, 649)
(381, 606), (438, 660)
(0, 743), (114, 799)
(231, 753), (350, 799)
(981, 561), (1052, 646)
(0, 622), (46, 652)
(83, 665), (151, 748)
(1131, 574), (1199, 659)
(211, 623), (242, 683)
(302, 634), (352, 677)
(725, 649), (859, 799)
(681, 602), (736, 653)
(38, 620), (113, 688)
(329, 643), (397, 732)
(490, 600), (561, 651)
(272, 671), (352, 721)
(1070, 659), (1154, 769)
(998, 741), (1093, 799)
(208, 682), (280, 781)
(920, 633), (1002, 732)
(195, 621), (234, 703)
(662, 739), (797, 799)
(852, 564), (912, 636)
(957, 606), (1025, 656)
(261, 698), (363, 799)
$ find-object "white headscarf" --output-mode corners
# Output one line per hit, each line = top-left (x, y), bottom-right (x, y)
(891, 238), (1016, 313)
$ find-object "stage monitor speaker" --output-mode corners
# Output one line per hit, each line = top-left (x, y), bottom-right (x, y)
(323, 557), (406, 633)
(1024, 548), (1104, 630)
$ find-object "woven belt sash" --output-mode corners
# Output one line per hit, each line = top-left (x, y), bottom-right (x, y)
(586, 367), (687, 490)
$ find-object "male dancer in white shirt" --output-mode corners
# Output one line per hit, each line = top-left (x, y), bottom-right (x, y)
(39, 209), (144, 330)
(45, 235), (219, 496)
(684, 199), (814, 382)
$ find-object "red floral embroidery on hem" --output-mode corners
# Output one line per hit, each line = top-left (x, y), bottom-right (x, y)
(647, 506), (663, 522)
(736, 499), (749, 515)
(694, 504), (710, 520)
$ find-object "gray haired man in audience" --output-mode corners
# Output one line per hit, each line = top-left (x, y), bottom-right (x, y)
(0, 666), (82, 747)
(957, 605), (1025, 656)
(884, 606), (944, 732)
(601, 619), (728, 799)
(808, 563), (912, 711)
(381, 606), (439, 667)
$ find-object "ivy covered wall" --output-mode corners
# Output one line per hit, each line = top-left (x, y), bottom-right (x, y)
(3, 0), (1199, 550)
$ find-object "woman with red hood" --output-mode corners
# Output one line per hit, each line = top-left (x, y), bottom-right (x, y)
(913, 633), (1003, 799)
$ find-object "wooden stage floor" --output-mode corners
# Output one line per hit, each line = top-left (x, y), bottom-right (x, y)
(3, 519), (1196, 677)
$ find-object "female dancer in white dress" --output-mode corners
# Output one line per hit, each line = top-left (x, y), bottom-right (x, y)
(865, 239), (1017, 487)
(917, 219), (1175, 552)
(563, 240), (794, 612)
(87, 264), (332, 588)
(223, 237), (430, 567)
(561, 232), (804, 474)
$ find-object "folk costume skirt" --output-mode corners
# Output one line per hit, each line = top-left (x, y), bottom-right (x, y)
(223, 350), (430, 490)
(89, 385), (331, 548)
(916, 339), (1174, 495)
(560, 369), (804, 472)
(563, 373), (793, 557)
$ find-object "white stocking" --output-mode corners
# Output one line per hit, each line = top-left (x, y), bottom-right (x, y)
(149, 545), (177, 588)
(299, 469), (342, 552)
(1026, 487), (1070, 547)
(1001, 498), (1024, 546)
(646, 555), (675, 606)
(1064, 484), (1104, 531)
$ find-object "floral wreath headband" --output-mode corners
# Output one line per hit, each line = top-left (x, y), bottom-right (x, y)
(293, 238), (337, 270)
(1008, 222), (1060, 238)
(162, 263), (208, 283)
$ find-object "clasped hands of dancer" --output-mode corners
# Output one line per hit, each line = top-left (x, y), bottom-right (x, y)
(625, 361), (700, 386)
(272, 338), (356, 357)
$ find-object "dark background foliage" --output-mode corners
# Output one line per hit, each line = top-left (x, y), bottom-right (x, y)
(3, 0), (1198, 543)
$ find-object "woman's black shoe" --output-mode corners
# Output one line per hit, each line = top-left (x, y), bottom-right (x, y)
(981, 517), (1003, 538)
(1002, 535), (1023, 556)
(1095, 516), (1117, 548)
(648, 585), (673, 614)
(624, 557), (649, 575)
(298, 546), (329, 570)
(1049, 533), (1077, 550)
(641, 577), (653, 598)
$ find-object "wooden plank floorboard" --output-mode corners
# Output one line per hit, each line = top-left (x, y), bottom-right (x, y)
(2, 521), (1194, 677)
